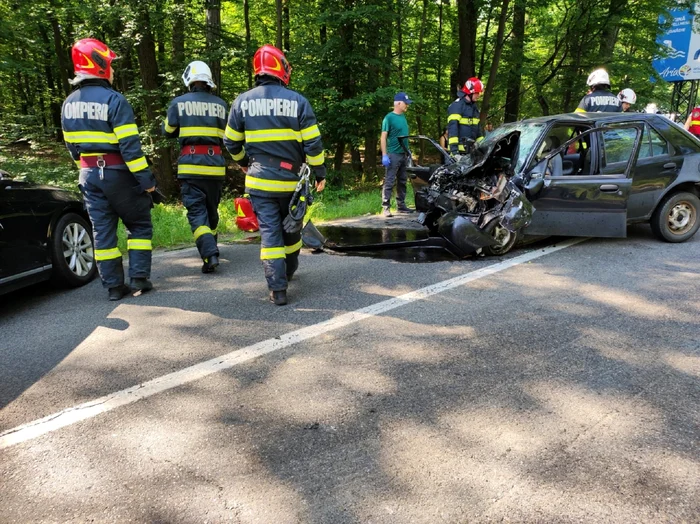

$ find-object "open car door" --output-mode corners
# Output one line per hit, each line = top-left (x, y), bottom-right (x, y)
(399, 135), (454, 191)
(523, 124), (642, 238)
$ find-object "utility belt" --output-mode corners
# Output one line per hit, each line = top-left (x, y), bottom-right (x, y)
(180, 145), (222, 156)
(249, 154), (300, 174)
(79, 153), (125, 168)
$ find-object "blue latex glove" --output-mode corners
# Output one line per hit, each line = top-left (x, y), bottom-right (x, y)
(382, 154), (391, 167)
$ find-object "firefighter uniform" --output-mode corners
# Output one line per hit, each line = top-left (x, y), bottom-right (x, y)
(223, 77), (326, 294)
(163, 87), (228, 264)
(687, 107), (700, 137)
(575, 89), (622, 113)
(447, 91), (482, 154)
(62, 79), (155, 290)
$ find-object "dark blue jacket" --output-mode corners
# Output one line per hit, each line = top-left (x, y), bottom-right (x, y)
(163, 87), (228, 179)
(575, 89), (622, 113)
(447, 91), (482, 154)
(61, 79), (155, 192)
(224, 78), (326, 196)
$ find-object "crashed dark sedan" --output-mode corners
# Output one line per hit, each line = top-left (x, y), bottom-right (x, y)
(406, 112), (700, 256)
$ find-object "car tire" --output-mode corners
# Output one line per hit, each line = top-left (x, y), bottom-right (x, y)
(50, 212), (97, 287)
(650, 191), (700, 243)
(483, 225), (518, 256)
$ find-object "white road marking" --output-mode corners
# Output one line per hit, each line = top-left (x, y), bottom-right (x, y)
(0, 238), (586, 450)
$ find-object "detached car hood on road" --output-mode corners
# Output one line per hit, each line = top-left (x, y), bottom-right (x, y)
(415, 130), (535, 255)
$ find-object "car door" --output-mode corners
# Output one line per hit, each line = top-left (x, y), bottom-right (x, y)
(0, 180), (51, 281)
(524, 124), (642, 238)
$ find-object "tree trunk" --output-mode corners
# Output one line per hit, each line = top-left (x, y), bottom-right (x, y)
(244, 0), (253, 88)
(283, 0), (290, 51)
(206, 0), (222, 92)
(478, 0), (494, 78)
(351, 147), (362, 172)
(397, 0), (404, 84)
(172, 0), (185, 71)
(437, 0), (444, 137)
(503, 0), (526, 123)
(479, 0), (510, 125)
(276, 0), (283, 49)
(453, 0), (478, 93)
(38, 22), (63, 140)
(47, 5), (70, 96)
(136, 8), (176, 196)
(599, 0), (626, 63)
(334, 142), (346, 172)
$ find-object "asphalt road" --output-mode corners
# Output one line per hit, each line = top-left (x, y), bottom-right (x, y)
(1, 224), (699, 523)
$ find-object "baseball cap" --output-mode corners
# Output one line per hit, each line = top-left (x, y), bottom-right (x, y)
(394, 92), (413, 104)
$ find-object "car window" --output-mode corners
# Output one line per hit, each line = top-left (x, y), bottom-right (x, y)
(639, 125), (669, 159)
(600, 127), (638, 173)
(478, 122), (545, 172)
(664, 125), (700, 155)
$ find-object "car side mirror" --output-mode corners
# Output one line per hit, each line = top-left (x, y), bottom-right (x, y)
(524, 177), (545, 199)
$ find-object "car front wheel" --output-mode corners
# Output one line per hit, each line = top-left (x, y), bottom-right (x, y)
(650, 191), (700, 243)
(51, 212), (97, 287)
(482, 225), (518, 256)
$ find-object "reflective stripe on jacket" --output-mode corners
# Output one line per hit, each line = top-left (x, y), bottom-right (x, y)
(223, 78), (325, 196)
(446, 91), (482, 153)
(61, 79), (155, 191)
(163, 88), (228, 179)
(689, 108), (700, 136)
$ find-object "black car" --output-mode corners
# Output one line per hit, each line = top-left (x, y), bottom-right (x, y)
(0, 170), (97, 295)
(406, 112), (700, 255)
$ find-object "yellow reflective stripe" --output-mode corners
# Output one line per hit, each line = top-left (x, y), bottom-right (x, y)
(285, 240), (303, 254)
(246, 176), (298, 192)
(458, 145), (466, 152)
(232, 147), (246, 161)
(574, 107), (587, 113)
(178, 164), (226, 176)
(476, 136), (484, 143)
(260, 247), (286, 260)
(127, 239), (152, 251)
(300, 125), (320, 140)
(95, 247), (122, 261)
(306, 151), (325, 166)
(164, 117), (177, 134)
(74, 159), (81, 167)
(459, 117), (480, 125)
(245, 128), (302, 142)
(179, 126), (224, 138)
(114, 123), (139, 139)
(126, 156), (148, 172)
(447, 114), (461, 122)
(193, 225), (213, 240)
(691, 120), (700, 126)
(225, 125), (244, 141)
(64, 130), (118, 144)
(448, 137), (459, 144)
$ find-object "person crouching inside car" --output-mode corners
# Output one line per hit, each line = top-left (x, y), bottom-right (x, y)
(61, 38), (156, 301)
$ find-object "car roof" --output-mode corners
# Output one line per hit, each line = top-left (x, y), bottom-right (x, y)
(517, 112), (670, 125)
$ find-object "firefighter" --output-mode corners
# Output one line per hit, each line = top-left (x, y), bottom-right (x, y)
(62, 38), (156, 301)
(684, 106), (700, 138)
(575, 69), (622, 113)
(163, 61), (227, 273)
(618, 88), (637, 112)
(446, 77), (483, 157)
(223, 44), (326, 306)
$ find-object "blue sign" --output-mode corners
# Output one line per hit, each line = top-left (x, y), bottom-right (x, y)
(652, 8), (700, 81)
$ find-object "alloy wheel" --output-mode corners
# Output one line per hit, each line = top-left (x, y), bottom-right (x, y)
(62, 221), (94, 277)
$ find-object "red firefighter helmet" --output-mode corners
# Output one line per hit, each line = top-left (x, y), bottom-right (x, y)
(234, 196), (259, 232)
(253, 45), (292, 85)
(71, 38), (117, 80)
(462, 77), (484, 96)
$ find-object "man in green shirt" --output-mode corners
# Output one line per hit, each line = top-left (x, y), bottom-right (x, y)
(381, 92), (413, 217)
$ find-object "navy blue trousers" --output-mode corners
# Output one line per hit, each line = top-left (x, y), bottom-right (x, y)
(181, 179), (223, 260)
(78, 167), (153, 288)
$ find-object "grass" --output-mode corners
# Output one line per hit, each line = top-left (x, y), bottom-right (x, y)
(0, 143), (413, 251)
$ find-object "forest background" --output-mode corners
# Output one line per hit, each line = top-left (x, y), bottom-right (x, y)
(0, 0), (690, 197)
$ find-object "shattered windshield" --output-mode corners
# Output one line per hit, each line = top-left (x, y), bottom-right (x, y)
(478, 122), (545, 172)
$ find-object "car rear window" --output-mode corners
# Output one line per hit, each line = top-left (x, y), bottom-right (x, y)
(602, 127), (637, 166)
(639, 125), (670, 159)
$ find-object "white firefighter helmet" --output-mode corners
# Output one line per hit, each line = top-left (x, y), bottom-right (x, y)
(618, 88), (637, 104)
(182, 61), (216, 89)
(586, 68), (610, 87)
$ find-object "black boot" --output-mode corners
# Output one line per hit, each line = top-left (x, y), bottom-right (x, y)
(202, 254), (220, 273)
(108, 284), (130, 301)
(130, 278), (153, 294)
(269, 290), (288, 306)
